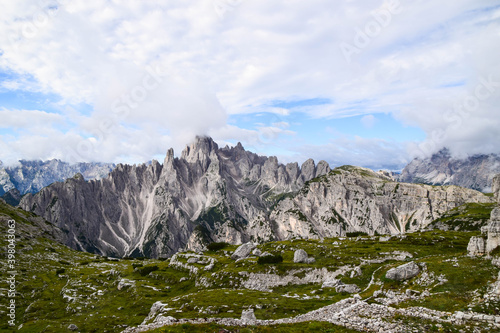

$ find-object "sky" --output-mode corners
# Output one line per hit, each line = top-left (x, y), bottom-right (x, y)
(0, 0), (499, 170)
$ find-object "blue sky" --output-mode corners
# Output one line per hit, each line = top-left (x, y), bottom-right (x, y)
(0, 1), (499, 170)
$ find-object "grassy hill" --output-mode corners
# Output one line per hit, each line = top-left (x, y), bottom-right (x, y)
(1, 200), (499, 332)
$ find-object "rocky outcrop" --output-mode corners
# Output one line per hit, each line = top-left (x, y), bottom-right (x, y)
(270, 166), (493, 238)
(240, 309), (256, 323)
(467, 236), (486, 256)
(486, 208), (500, 253)
(0, 159), (115, 196)
(385, 262), (421, 281)
(493, 174), (500, 204)
(399, 149), (500, 192)
(484, 174), (500, 254)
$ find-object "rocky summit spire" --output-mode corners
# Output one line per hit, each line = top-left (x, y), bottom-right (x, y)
(181, 136), (218, 162)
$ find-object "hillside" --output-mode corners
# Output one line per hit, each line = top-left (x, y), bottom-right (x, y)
(2, 198), (500, 332)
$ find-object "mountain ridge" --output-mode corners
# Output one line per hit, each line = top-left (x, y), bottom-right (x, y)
(399, 148), (500, 192)
(0, 159), (116, 197)
(19, 137), (494, 258)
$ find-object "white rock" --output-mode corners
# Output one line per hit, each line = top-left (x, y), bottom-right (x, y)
(241, 308), (256, 323)
(231, 242), (256, 260)
(294, 249), (312, 263)
(385, 262), (420, 281)
(467, 236), (486, 256)
(117, 278), (135, 291)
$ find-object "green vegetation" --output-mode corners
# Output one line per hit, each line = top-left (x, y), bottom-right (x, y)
(151, 322), (360, 333)
(207, 242), (230, 252)
(1, 199), (499, 333)
(345, 231), (369, 237)
(257, 254), (283, 264)
(429, 202), (496, 231)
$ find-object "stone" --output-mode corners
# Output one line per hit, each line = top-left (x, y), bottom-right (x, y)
(68, 324), (79, 331)
(385, 262), (421, 281)
(350, 266), (362, 278)
(252, 248), (262, 256)
(306, 257), (316, 264)
(467, 236), (486, 256)
(335, 284), (361, 294)
(487, 208), (500, 253)
(204, 263), (214, 271)
(294, 249), (311, 263)
(117, 278), (135, 290)
(241, 308), (256, 322)
(231, 242), (256, 260)
(322, 279), (341, 288)
(187, 257), (199, 264)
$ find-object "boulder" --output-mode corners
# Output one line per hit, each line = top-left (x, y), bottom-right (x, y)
(68, 324), (79, 331)
(252, 248), (262, 256)
(487, 208), (500, 253)
(335, 284), (361, 294)
(117, 278), (136, 290)
(322, 278), (341, 288)
(241, 308), (256, 323)
(231, 242), (256, 260)
(467, 236), (486, 256)
(294, 249), (314, 263)
(385, 262), (421, 281)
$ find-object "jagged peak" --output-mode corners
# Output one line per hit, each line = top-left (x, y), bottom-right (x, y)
(181, 136), (219, 160)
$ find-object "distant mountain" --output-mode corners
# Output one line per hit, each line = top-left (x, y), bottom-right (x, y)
(19, 137), (492, 258)
(399, 149), (500, 192)
(0, 159), (115, 197)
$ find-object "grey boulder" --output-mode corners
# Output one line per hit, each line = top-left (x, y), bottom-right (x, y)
(385, 262), (421, 281)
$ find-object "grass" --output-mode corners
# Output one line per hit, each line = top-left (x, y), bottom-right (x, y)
(1, 199), (498, 333)
(149, 322), (360, 333)
(429, 202), (496, 231)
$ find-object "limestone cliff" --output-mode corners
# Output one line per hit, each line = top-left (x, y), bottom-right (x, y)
(20, 137), (329, 258)
(270, 165), (493, 238)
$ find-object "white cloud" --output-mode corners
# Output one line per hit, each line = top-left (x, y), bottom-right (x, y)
(0, 0), (499, 166)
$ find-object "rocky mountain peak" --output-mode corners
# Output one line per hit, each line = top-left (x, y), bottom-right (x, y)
(0, 159), (115, 196)
(181, 136), (218, 158)
(399, 149), (500, 192)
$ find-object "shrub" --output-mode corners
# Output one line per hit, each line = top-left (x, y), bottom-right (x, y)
(137, 265), (159, 276)
(257, 254), (283, 265)
(346, 231), (368, 237)
(207, 242), (229, 252)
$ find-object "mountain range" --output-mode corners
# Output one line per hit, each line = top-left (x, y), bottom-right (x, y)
(19, 136), (494, 258)
(0, 159), (115, 199)
(399, 148), (500, 192)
